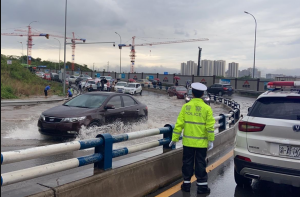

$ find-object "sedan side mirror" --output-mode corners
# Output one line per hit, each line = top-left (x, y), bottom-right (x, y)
(105, 104), (115, 110)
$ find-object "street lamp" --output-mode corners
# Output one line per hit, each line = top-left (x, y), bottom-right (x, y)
(63, 0), (68, 94)
(27, 21), (38, 67)
(53, 38), (61, 70)
(18, 42), (24, 64)
(244, 11), (257, 78)
(115, 32), (122, 73)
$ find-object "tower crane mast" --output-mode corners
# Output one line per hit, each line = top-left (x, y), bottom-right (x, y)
(119, 36), (209, 73)
(2, 28), (85, 70)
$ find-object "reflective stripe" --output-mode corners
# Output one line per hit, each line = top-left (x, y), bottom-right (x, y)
(184, 181), (191, 183)
(197, 182), (208, 185)
(173, 131), (181, 135)
(183, 135), (207, 140)
(185, 121), (206, 125)
(207, 131), (214, 133)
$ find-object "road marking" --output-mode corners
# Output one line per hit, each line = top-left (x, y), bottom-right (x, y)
(156, 150), (234, 197)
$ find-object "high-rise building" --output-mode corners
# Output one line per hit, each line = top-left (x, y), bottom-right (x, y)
(201, 60), (214, 76)
(228, 62), (239, 77)
(180, 62), (187, 75)
(213, 60), (226, 77)
(239, 69), (251, 77)
(187, 60), (195, 75)
(192, 62), (198, 76)
(247, 68), (261, 78)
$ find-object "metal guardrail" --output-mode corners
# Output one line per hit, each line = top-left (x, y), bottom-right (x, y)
(1, 99), (240, 187)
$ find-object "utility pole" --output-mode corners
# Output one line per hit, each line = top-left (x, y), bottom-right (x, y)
(197, 47), (202, 76)
(93, 63), (95, 71)
(63, 0), (67, 94)
(107, 61), (109, 72)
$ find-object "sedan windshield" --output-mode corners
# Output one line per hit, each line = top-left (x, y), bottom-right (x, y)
(64, 94), (108, 108)
(116, 82), (126, 86)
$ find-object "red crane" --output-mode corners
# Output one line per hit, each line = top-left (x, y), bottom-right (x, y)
(46, 32), (86, 70)
(119, 36), (209, 73)
(2, 28), (86, 70)
(2, 27), (50, 65)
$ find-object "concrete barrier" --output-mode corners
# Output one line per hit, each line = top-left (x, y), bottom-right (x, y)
(28, 121), (239, 197)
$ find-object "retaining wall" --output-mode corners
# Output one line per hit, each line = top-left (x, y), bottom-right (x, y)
(29, 121), (238, 197)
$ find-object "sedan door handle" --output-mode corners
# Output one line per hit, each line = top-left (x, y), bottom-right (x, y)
(120, 112), (125, 115)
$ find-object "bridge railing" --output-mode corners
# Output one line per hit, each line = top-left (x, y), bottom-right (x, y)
(1, 101), (240, 187)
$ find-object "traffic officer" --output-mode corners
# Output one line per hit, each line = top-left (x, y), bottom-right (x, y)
(169, 82), (215, 194)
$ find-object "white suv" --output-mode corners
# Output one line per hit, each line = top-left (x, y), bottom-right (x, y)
(234, 81), (300, 187)
(123, 83), (142, 95)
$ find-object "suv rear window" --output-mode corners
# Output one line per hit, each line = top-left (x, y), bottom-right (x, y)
(249, 97), (300, 120)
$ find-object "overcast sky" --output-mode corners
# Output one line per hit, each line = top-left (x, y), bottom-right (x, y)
(1, 0), (300, 76)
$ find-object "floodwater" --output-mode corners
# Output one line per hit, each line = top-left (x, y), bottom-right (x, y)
(1, 91), (237, 150)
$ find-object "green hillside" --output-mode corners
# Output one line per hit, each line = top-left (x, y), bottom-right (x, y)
(1, 54), (64, 99)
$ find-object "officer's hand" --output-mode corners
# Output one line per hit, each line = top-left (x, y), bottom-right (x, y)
(208, 141), (213, 151)
(169, 141), (176, 147)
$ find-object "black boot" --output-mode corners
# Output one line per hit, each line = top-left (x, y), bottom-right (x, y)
(197, 186), (211, 194)
(181, 182), (191, 192)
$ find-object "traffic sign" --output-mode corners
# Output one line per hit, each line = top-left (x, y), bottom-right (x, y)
(121, 73), (126, 79)
(96, 73), (101, 78)
(164, 72), (168, 75)
(148, 75), (154, 80)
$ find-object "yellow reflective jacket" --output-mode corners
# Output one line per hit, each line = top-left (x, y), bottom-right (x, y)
(172, 98), (215, 148)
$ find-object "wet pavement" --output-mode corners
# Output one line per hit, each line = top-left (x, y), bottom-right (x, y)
(1, 91), (256, 194)
(149, 157), (300, 197)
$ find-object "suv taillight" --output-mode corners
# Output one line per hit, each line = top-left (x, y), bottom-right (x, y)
(236, 155), (251, 162)
(223, 87), (228, 90)
(238, 121), (265, 132)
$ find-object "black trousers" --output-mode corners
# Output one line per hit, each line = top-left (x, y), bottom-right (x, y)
(182, 146), (208, 183)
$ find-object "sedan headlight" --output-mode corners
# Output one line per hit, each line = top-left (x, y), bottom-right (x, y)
(40, 114), (46, 121)
(186, 97), (191, 101)
(62, 116), (86, 122)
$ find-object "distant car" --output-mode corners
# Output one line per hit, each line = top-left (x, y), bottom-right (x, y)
(100, 76), (113, 83)
(51, 73), (59, 82)
(115, 82), (128, 93)
(82, 80), (97, 90)
(185, 89), (210, 105)
(136, 79), (151, 86)
(167, 86), (187, 99)
(122, 83), (142, 95)
(68, 75), (79, 84)
(79, 74), (91, 78)
(38, 92), (148, 137)
(36, 72), (45, 78)
(75, 76), (92, 85)
(207, 83), (234, 96)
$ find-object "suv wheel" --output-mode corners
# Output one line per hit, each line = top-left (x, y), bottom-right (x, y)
(234, 170), (252, 187)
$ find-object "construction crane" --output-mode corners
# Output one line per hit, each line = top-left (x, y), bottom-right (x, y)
(118, 36), (209, 73)
(2, 28), (85, 70)
(2, 28), (50, 65)
(46, 32), (86, 70)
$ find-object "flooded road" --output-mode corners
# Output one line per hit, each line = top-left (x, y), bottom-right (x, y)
(1, 91), (256, 194)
